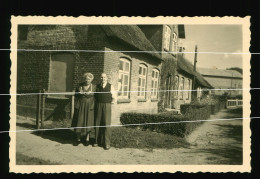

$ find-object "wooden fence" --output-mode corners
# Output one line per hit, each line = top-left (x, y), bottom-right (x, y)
(35, 89), (75, 129)
(226, 99), (243, 109)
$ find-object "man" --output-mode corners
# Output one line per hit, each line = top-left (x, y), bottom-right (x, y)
(94, 73), (117, 150)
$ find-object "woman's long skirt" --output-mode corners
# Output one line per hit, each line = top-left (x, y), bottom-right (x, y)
(72, 96), (94, 136)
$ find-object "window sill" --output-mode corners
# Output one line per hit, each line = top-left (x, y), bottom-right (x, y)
(46, 95), (70, 100)
(163, 47), (170, 52)
(117, 98), (131, 103)
(151, 99), (159, 102)
(138, 98), (147, 102)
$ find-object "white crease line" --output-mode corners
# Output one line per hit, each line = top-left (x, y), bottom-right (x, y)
(2, 88), (259, 96)
(5, 117), (259, 134)
(0, 48), (256, 54)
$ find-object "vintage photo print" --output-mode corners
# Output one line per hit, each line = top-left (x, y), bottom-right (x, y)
(9, 16), (251, 173)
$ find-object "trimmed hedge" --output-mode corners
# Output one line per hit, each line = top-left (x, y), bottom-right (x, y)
(193, 95), (227, 115)
(120, 104), (211, 137)
(210, 101), (226, 114)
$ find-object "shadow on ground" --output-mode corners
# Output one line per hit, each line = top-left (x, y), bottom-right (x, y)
(186, 108), (243, 165)
(199, 122), (242, 164)
(17, 119), (95, 145)
(194, 145), (242, 164)
(224, 107), (243, 119)
(31, 128), (96, 145)
(32, 129), (76, 145)
(16, 122), (36, 129)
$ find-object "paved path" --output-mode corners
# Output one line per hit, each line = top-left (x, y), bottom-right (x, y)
(15, 109), (242, 165)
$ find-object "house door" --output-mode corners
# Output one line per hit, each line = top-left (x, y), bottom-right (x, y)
(49, 53), (75, 97)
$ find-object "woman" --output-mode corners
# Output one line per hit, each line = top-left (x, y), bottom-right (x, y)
(72, 73), (95, 146)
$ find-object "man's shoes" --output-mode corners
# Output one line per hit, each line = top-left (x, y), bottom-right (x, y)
(73, 140), (81, 146)
(104, 145), (111, 150)
(93, 143), (98, 147)
(82, 140), (89, 146)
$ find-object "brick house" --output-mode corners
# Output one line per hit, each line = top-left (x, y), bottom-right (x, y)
(17, 25), (162, 124)
(139, 25), (212, 110)
(176, 54), (213, 107)
(197, 68), (242, 96)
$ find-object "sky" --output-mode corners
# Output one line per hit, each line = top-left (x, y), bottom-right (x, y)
(182, 25), (243, 70)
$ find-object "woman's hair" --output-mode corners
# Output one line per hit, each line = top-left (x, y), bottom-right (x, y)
(83, 73), (94, 81)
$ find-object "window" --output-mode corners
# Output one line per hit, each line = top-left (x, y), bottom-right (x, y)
(118, 58), (131, 98)
(151, 69), (159, 99)
(174, 75), (179, 99)
(179, 77), (184, 100)
(163, 25), (171, 51)
(197, 87), (202, 98)
(137, 64), (147, 98)
(49, 53), (75, 97)
(171, 32), (178, 54)
(186, 79), (191, 100)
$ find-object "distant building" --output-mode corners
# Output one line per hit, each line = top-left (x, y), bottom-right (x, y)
(197, 68), (243, 96)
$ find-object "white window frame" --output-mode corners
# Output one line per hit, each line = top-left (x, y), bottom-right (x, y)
(137, 64), (148, 98)
(186, 79), (191, 100)
(174, 75), (179, 99)
(151, 69), (160, 99)
(197, 86), (202, 98)
(171, 32), (178, 54)
(118, 58), (131, 99)
(179, 77), (184, 100)
(163, 25), (171, 51)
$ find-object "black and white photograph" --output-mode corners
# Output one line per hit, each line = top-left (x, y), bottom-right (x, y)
(9, 16), (251, 173)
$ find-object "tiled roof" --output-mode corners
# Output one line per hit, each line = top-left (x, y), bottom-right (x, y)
(197, 68), (242, 78)
(177, 55), (213, 88)
(101, 25), (162, 61)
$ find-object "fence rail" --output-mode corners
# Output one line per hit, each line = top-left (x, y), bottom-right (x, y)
(35, 89), (75, 129)
(226, 99), (243, 108)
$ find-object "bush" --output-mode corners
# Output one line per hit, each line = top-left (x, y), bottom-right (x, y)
(120, 104), (211, 137)
(111, 127), (190, 149)
(197, 95), (227, 114)
(180, 104), (211, 133)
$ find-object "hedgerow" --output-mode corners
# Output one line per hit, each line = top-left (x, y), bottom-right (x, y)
(120, 104), (211, 137)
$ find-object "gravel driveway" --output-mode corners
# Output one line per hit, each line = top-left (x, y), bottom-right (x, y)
(15, 109), (242, 165)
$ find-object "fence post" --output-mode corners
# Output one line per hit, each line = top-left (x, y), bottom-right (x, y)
(236, 98), (238, 107)
(226, 100), (229, 109)
(41, 89), (46, 128)
(70, 89), (75, 119)
(36, 89), (42, 129)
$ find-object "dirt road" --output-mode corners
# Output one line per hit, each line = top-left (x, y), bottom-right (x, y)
(15, 109), (242, 165)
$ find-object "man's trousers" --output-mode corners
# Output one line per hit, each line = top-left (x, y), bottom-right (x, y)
(95, 103), (112, 146)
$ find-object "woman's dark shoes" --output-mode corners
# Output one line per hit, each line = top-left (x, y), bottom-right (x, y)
(73, 140), (81, 146)
(82, 140), (90, 146)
